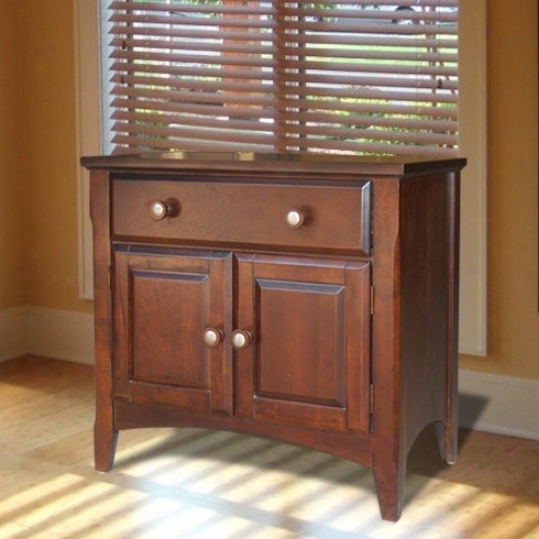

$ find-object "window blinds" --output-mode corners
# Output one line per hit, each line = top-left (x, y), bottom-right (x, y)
(107, 0), (459, 155)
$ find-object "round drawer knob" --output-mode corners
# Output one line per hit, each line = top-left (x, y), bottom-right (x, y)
(231, 329), (253, 351)
(149, 199), (173, 221)
(202, 327), (224, 349)
(285, 208), (307, 229)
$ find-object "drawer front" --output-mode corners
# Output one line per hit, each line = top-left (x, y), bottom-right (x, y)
(112, 179), (371, 255)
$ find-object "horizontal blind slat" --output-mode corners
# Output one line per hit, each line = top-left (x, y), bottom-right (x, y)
(111, 121), (275, 146)
(279, 83), (458, 104)
(285, 111), (458, 133)
(280, 97), (457, 120)
(111, 74), (272, 96)
(109, 62), (275, 82)
(109, 26), (272, 44)
(110, 13), (274, 30)
(282, 136), (458, 155)
(112, 111), (275, 132)
(283, 124), (457, 146)
(280, 46), (457, 64)
(111, 73), (458, 99)
(106, 0), (459, 155)
(279, 60), (457, 78)
(109, 1), (275, 16)
(110, 37), (274, 56)
(110, 50), (277, 69)
(276, 32), (457, 49)
(111, 99), (274, 120)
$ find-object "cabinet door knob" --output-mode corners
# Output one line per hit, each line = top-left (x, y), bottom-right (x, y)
(231, 329), (253, 351)
(202, 327), (224, 348)
(149, 199), (173, 221)
(285, 208), (307, 229)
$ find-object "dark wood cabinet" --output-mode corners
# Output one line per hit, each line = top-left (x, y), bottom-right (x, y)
(82, 152), (465, 521)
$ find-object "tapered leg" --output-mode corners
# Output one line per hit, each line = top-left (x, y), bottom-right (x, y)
(94, 416), (118, 472)
(439, 169), (460, 467)
(436, 420), (458, 465)
(372, 455), (407, 522)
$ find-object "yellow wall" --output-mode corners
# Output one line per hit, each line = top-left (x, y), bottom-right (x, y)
(0, 3), (24, 308)
(460, 0), (539, 380)
(0, 1), (537, 376)
(14, 0), (92, 314)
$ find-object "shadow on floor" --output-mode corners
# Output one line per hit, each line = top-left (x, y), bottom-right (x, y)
(114, 393), (491, 495)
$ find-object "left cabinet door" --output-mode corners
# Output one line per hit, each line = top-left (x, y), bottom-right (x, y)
(112, 247), (234, 415)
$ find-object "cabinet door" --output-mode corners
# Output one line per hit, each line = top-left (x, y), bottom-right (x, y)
(113, 247), (233, 415)
(235, 255), (371, 434)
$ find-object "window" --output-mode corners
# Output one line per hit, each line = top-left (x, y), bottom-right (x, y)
(104, 0), (458, 156)
(76, 0), (487, 356)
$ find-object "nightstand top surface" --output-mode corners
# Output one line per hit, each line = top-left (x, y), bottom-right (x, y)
(81, 151), (466, 177)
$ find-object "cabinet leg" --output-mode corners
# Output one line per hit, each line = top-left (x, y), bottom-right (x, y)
(372, 457), (406, 522)
(436, 420), (458, 465)
(94, 420), (118, 472)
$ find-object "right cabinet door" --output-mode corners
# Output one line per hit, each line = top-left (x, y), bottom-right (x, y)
(235, 254), (372, 434)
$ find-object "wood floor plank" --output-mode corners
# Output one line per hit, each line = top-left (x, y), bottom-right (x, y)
(1, 356), (538, 539)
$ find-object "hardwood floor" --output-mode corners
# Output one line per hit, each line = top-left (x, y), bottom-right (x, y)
(0, 356), (538, 539)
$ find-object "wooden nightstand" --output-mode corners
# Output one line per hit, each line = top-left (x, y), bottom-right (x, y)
(82, 152), (465, 521)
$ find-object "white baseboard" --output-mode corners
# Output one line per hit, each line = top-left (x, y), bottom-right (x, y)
(0, 306), (95, 365)
(25, 307), (95, 365)
(0, 307), (27, 361)
(459, 370), (539, 441)
(0, 307), (537, 440)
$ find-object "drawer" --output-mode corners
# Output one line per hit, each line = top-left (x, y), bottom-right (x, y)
(111, 179), (372, 255)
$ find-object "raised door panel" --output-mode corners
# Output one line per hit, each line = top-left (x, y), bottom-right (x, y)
(113, 247), (233, 415)
(236, 255), (371, 434)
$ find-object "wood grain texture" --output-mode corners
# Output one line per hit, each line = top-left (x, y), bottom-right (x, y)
(89, 169), (117, 472)
(112, 248), (234, 415)
(85, 154), (465, 521)
(1, 356), (538, 539)
(251, 257), (371, 433)
(111, 179), (372, 256)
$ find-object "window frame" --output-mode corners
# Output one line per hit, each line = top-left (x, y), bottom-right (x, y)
(75, 0), (487, 355)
